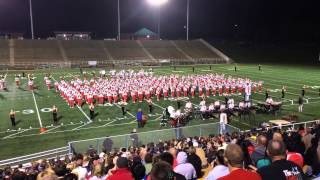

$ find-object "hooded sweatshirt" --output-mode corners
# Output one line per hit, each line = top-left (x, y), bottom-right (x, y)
(174, 152), (197, 180)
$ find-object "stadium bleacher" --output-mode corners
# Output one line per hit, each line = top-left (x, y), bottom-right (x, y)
(0, 39), (230, 68)
(0, 40), (10, 64)
(141, 40), (187, 60)
(61, 40), (108, 61)
(14, 40), (63, 63)
(174, 39), (221, 59)
(104, 40), (149, 60)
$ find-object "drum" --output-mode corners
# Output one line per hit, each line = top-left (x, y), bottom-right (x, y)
(142, 115), (148, 125)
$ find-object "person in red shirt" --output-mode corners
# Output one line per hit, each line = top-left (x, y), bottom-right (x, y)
(218, 144), (261, 180)
(106, 157), (133, 180)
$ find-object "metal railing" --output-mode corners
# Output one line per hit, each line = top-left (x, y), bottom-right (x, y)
(68, 123), (240, 155)
(0, 146), (69, 168)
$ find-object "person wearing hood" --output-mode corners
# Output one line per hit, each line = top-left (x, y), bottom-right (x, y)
(174, 151), (197, 180)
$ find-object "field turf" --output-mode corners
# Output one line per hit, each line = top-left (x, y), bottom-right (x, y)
(0, 64), (319, 160)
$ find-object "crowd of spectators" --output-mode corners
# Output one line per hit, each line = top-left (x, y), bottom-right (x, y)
(1, 123), (320, 180)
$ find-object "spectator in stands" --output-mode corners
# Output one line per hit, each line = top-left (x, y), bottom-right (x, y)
(273, 132), (283, 141)
(158, 152), (186, 180)
(150, 162), (175, 180)
(169, 147), (178, 168)
(217, 144), (261, 180)
(11, 170), (27, 180)
(205, 149), (229, 180)
(193, 141), (208, 168)
(174, 151), (197, 180)
(251, 134), (268, 166)
(144, 153), (153, 175)
(257, 140), (305, 180)
(187, 146), (203, 178)
(106, 157), (133, 180)
(71, 154), (88, 180)
(89, 164), (103, 180)
(305, 132), (320, 176)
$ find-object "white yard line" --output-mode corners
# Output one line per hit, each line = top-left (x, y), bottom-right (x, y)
(76, 105), (92, 122)
(32, 91), (43, 128)
(152, 102), (165, 110)
(41, 125), (61, 134)
(102, 119), (118, 126)
(6, 119), (160, 139)
(114, 104), (136, 118)
(2, 129), (30, 139)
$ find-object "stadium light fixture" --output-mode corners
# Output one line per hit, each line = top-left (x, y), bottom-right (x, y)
(146, 0), (168, 6)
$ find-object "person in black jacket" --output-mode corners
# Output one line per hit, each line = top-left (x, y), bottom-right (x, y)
(187, 146), (203, 178)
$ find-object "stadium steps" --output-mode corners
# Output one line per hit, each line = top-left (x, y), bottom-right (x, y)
(57, 40), (69, 64)
(136, 40), (156, 61)
(99, 41), (114, 61)
(141, 40), (187, 60)
(9, 39), (15, 66)
(0, 40), (10, 67)
(199, 39), (232, 63)
(170, 40), (193, 61)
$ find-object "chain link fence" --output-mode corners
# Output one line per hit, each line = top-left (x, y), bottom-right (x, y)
(68, 123), (240, 155)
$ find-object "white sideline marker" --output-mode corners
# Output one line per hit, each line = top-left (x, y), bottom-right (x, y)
(32, 91), (43, 128)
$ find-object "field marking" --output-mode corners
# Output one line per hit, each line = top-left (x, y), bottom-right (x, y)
(235, 65), (320, 84)
(76, 105), (92, 122)
(102, 119), (118, 126)
(152, 102), (165, 110)
(41, 125), (61, 134)
(114, 104), (136, 118)
(5, 118), (161, 139)
(215, 66), (319, 94)
(2, 129), (30, 139)
(32, 91), (43, 128)
(72, 121), (92, 130)
(72, 105), (93, 130)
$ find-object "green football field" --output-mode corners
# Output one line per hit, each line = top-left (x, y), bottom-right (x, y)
(0, 64), (319, 160)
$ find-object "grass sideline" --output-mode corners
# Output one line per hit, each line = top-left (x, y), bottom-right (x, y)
(0, 64), (319, 160)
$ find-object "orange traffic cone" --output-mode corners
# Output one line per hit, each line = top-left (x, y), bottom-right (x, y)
(40, 127), (47, 133)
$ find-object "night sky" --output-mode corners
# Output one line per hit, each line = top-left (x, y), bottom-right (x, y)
(0, 0), (319, 42)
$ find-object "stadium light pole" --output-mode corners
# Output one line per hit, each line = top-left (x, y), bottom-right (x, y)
(117, 0), (121, 40)
(29, 0), (35, 39)
(146, 0), (168, 39)
(186, 0), (190, 40)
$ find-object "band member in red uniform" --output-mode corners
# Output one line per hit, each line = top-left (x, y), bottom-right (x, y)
(191, 87), (195, 98)
(253, 83), (257, 93)
(171, 87), (175, 98)
(156, 89), (161, 101)
(87, 93), (93, 104)
(69, 96), (74, 108)
(107, 92), (112, 104)
(46, 78), (51, 90)
(177, 87), (181, 97)
(54, 82), (59, 92)
(131, 91), (136, 103)
(183, 86), (188, 97)
(113, 92), (118, 103)
(219, 85), (223, 96)
(212, 85), (216, 96)
(138, 90), (143, 102)
(15, 75), (20, 88)
(206, 86), (210, 97)
(163, 88), (168, 99)
(122, 91), (128, 103)
(98, 93), (104, 105)
(28, 78), (34, 91)
(76, 94), (82, 106)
